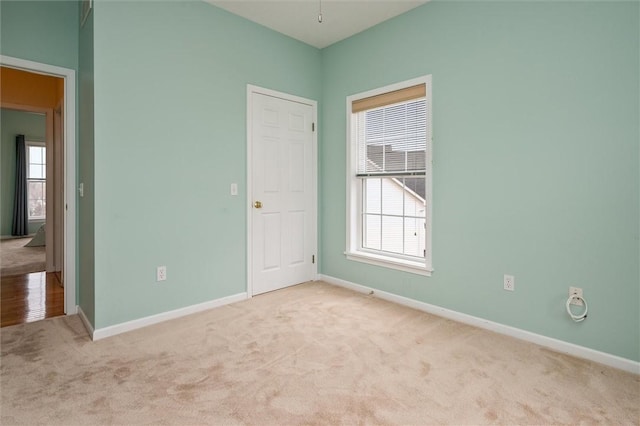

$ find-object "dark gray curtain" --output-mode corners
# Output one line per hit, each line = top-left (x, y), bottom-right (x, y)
(12, 135), (28, 236)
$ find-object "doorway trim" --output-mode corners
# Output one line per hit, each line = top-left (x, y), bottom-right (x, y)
(246, 85), (318, 298)
(1, 55), (77, 315)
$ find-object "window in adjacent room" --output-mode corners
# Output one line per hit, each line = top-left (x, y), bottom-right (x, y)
(26, 142), (46, 220)
(346, 76), (432, 276)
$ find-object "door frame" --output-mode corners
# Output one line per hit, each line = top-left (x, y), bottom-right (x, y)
(246, 85), (318, 297)
(1, 55), (77, 315)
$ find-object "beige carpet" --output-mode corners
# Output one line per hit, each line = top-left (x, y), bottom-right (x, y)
(0, 237), (45, 276)
(1, 282), (638, 425)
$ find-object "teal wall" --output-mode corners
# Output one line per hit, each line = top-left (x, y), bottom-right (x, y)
(2, 0), (637, 364)
(0, 109), (47, 236)
(321, 2), (639, 361)
(0, 0), (78, 70)
(78, 5), (95, 325)
(91, 1), (322, 328)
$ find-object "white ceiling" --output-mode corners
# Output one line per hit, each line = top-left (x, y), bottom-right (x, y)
(206, 0), (429, 49)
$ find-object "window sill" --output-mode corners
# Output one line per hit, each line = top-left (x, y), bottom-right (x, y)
(345, 250), (432, 277)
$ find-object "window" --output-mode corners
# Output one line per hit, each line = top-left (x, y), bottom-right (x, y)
(26, 142), (46, 220)
(346, 76), (432, 275)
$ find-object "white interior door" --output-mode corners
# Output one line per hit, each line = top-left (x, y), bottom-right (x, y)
(250, 89), (316, 295)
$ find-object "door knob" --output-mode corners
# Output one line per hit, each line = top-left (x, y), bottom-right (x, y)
(254, 201), (262, 209)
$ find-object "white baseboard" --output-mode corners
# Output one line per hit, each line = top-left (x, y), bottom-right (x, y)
(69, 304), (79, 315)
(77, 305), (94, 338)
(318, 274), (640, 375)
(86, 292), (248, 341)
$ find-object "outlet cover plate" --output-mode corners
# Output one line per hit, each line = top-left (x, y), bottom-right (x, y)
(156, 266), (167, 282)
(504, 274), (515, 291)
(569, 286), (583, 306)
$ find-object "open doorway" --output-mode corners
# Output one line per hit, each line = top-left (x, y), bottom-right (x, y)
(0, 57), (77, 324)
(0, 68), (64, 326)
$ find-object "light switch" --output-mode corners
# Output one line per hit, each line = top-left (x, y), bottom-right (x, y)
(230, 183), (238, 196)
(79, 183), (84, 197)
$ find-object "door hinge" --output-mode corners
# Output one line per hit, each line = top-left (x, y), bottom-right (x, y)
(312, 122), (315, 132)
(312, 255), (315, 264)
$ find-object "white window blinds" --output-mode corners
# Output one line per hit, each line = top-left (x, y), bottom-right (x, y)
(354, 85), (427, 177)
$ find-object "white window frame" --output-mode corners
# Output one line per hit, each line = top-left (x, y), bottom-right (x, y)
(26, 141), (46, 221)
(345, 75), (433, 276)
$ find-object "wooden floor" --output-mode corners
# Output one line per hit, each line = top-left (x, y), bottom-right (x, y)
(1, 271), (64, 327)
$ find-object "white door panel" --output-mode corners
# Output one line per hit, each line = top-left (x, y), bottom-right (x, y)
(251, 91), (315, 295)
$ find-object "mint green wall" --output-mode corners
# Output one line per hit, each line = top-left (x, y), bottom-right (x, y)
(320, 2), (639, 361)
(0, 0), (78, 70)
(0, 109), (47, 236)
(2, 0), (636, 364)
(78, 6), (95, 325)
(91, 1), (321, 328)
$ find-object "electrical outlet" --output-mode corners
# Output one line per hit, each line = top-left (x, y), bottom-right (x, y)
(569, 286), (583, 306)
(504, 274), (515, 291)
(156, 266), (167, 282)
